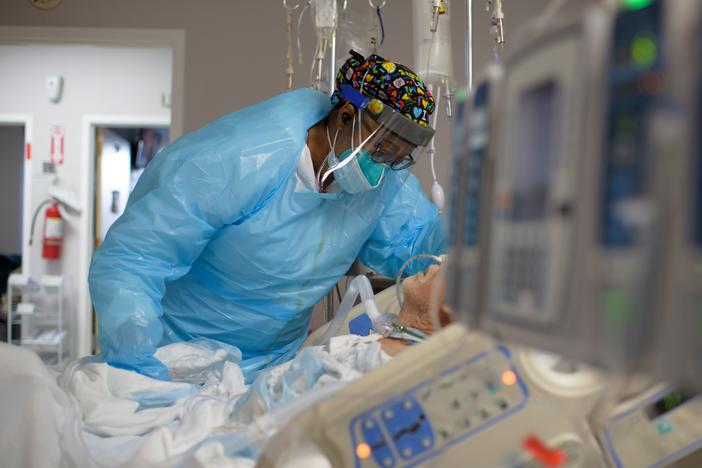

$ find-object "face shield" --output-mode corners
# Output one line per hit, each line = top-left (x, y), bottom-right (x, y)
(320, 84), (436, 193)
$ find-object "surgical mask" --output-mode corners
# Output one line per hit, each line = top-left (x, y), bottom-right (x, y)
(323, 115), (385, 194)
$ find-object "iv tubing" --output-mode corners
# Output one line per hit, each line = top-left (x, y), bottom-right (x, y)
(314, 275), (380, 346)
(296, 1), (310, 65)
(329, 29), (336, 96)
(429, 85), (442, 182)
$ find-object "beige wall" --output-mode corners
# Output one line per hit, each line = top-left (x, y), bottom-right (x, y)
(1, 0), (556, 194)
(1, 1), (571, 337)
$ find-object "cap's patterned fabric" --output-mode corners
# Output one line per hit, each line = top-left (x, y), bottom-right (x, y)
(332, 50), (436, 127)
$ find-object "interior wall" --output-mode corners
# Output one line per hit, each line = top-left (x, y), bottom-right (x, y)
(1, 0), (554, 196)
(0, 43), (172, 357)
(1, 1), (562, 339)
(0, 125), (24, 255)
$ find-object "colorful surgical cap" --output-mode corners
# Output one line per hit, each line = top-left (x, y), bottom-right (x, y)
(332, 50), (436, 128)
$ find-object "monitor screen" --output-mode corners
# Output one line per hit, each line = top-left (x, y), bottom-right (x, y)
(505, 81), (559, 221)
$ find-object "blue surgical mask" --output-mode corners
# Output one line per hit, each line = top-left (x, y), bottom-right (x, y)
(323, 118), (385, 194)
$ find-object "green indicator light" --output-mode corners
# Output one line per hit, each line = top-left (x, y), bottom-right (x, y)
(632, 33), (657, 68)
(622, 0), (654, 10)
(456, 87), (468, 102)
(603, 289), (633, 324)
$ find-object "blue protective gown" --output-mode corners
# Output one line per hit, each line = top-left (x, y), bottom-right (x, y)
(89, 89), (445, 382)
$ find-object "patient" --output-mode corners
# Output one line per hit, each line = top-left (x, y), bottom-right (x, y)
(379, 263), (452, 356)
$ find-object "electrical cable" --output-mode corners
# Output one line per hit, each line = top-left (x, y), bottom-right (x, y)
(376, 7), (385, 46)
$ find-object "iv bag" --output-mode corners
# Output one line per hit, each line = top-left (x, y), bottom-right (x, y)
(412, 0), (455, 84)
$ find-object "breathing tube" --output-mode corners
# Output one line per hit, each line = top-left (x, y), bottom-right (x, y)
(314, 275), (380, 346)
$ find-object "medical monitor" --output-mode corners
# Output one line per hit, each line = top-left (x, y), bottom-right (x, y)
(649, 0), (702, 390)
(486, 23), (586, 331)
(479, 4), (665, 371)
(446, 67), (502, 328)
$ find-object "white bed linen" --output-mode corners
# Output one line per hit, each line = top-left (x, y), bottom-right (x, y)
(0, 334), (389, 467)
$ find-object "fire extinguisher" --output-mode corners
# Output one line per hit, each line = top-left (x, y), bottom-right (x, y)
(30, 200), (64, 260)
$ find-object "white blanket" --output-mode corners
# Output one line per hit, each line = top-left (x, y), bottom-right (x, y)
(0, 334), (390, 467)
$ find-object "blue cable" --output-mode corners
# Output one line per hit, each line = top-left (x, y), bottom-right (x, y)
(376, 7), (385, 46)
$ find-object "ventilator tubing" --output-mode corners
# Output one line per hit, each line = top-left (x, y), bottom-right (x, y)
(315, 275), (380, 346)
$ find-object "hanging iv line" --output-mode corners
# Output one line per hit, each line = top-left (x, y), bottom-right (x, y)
(284, 0), (300, 90)
(486, 0), (505, 64)
(412, 0), (453, 212)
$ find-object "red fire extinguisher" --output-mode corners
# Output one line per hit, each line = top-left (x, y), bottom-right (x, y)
(30, 200), (64, 260)
(42, 203), (63, 259)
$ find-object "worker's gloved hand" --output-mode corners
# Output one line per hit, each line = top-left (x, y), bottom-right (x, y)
(99, 319), (170, 381)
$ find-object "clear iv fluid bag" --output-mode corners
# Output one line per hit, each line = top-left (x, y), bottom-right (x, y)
(313, 0), (337, 32)
(412, 0), (455, 83)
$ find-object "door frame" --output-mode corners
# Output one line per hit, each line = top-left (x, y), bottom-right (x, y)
(0, 115), (33, 275)
(81, 115), (171, 355)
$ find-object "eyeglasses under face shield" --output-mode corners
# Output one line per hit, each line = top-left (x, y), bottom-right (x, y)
(337, 84), (436, 172)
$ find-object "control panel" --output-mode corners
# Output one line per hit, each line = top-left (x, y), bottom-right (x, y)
(602, 388), (702, 467)
(488, 32), (582, 326)
(261, 326), (607, 468)
(348, 346), (528, 467)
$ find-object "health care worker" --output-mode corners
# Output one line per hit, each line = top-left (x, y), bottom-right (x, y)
(89, 51), (445, 381)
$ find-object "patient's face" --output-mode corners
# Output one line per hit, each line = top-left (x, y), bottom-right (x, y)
(398, 264), (451, 332)
(402, 264), (445, 313)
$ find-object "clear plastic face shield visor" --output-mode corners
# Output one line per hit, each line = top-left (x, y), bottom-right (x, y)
(320, 84), (436, 191)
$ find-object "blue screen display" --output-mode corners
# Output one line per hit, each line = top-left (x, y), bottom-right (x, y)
(601, 0), (663, 247)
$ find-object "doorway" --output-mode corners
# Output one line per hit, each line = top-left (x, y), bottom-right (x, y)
(85, 116), (170, 353)
(94, 126), (169, 245)
(0, 124), (25, 343)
